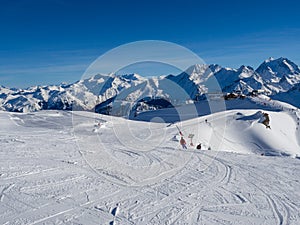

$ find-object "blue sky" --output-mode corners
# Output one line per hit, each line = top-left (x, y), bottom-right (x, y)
(1, 0), (300, 88)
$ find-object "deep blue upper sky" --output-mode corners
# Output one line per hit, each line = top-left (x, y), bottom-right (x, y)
(1, 0), (300, 88)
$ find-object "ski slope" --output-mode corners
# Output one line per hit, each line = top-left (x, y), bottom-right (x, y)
(0, 109), (300, 224)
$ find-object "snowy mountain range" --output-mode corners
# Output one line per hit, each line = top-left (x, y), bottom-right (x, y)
(1, 57), (300, 114)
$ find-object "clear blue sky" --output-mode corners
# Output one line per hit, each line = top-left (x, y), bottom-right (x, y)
(1, 0), (300, 88)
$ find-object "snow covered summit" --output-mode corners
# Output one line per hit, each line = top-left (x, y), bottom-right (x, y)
(256, 57), (300, 92)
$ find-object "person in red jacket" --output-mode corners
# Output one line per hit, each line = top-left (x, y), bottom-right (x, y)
(180, 137), (187, 149)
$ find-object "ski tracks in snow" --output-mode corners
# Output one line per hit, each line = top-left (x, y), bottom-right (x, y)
(114, 151), (240, 224)
(1, 111), (300, 224)
(232, 158), (300, 225)
(0, 184), (15, 202)
(2, 147), (300, 224)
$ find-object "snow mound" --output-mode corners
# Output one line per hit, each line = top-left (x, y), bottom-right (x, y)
(176, 109), (300, 157)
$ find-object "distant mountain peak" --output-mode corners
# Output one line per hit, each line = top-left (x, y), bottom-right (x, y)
(256, 57), (300, 76)
(185, 64), (208, 75)
(119, 73), (144, 81)
(262, 57), (295, 66)
(238, 65), (254, 72)
(265, 57), (275, 63)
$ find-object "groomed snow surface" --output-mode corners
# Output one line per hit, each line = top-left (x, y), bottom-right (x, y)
(1, 106), (300, 224)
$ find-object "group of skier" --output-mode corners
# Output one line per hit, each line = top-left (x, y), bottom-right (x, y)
(179, 136), (202, 150)
(175, 124), (203, 150)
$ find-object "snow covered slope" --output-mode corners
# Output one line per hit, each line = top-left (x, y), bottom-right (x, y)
(179, 109), (300, 156)
(0, 109), (300, 224)
(273, 83), (300, 108)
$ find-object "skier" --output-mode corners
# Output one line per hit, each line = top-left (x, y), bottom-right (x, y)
(92, 122), (102, 132)
(188, 134), (195, 146)
(180, 137), (187, 149)
(196, 143), (201, 150)
(175, 125), (183, 136)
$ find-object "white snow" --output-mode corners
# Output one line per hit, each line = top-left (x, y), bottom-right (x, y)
(0, 108), (300, 224)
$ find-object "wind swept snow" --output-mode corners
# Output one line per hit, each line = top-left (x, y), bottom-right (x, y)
(0, 110), (300, 224)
